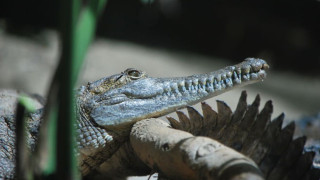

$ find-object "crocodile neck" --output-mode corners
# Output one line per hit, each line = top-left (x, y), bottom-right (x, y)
(75, 58), (269, 175)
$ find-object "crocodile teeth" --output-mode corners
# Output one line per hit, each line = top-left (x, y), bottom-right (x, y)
(156, 58), (268, 99)
(236, 67), (241, 74)
(252, 63), (262, 72)
(178, 81), (186, 92)
(214, 79), (221, 90)
(221, 73), (227, 80)
(200, 78), (207, 89)
(192, 79), (199, 85)
(241, 65), (251, 74)
(226, 78), (233, 87)
(162, 82), (172, 96)
(258, 70), (267, 79)
(215, 74), (221, 82)
(233, 71), (238, 79)
(185, 80), (192, 91)
(206, 76), (214, 92)
(250, 73), (258, 80)
(206, 84), (214, 92)
(242, 74), (250, 81)
(220, 80), (226, 89)
(171, 83), (179, 94)
(226, 71), (232, 78)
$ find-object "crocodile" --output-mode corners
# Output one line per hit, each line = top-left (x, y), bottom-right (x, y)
(0, 58), (318, 179)
(76, 58), (269, 175)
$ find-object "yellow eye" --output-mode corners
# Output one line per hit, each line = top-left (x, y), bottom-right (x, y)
(126, 69), (142, 80)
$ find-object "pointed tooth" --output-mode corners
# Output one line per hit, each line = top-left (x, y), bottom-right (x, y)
(242, 74), (250, 81)
(233, 71), (241, 84)
(192, 85), (197, 91)
(206, 76), (214, 92)
(192, 79), (199, 91)
(237, 71), (241, 79)
(178, 80), (186, 92)
(216, 74), (221, 81)
(214, 79), (218, 85)
(251, 61), (262, 72)
(229, 78), (233, 85)
(233, 71), (238, 79)
(236, 67), (241, 74)
(250, 73), (258, 80)
(221, 73), (227, 80)
(163, 82), (171, 93)
(226, 71), (232, 78)
(171, 83), (179, 94)
(225, 79), (230, 86)
(226, 78), (233, 87)
(234, 77), (241, 84)
(214, 79), (220, 90)
(192, 79), (199, 86)
(190, 85), (195, 91)
(258, 70), (267, 79)
(186, 80), (192, 91)
(207, 76), (213, 86)
(241, 64), (251, 74)
(200, 78), (207, 90)
(228, 66), (236, 71)
(206, 83), (214, 92)
(200, 78), (206, 85)
(209, 75), (214, 84)
(220, 80), (226, 89)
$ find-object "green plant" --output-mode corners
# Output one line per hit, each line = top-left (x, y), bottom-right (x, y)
(16, 0), (108, 179)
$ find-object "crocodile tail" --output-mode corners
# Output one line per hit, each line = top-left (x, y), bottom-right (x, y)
(167, 91), (320, 180)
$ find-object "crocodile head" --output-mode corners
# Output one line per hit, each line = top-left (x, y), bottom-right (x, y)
(78, 58), (269, 129)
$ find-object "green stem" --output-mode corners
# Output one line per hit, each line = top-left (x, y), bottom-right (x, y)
(38, 0), (108, 179)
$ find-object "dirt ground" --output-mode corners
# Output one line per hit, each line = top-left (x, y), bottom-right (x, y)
(0, 30), (319, 179)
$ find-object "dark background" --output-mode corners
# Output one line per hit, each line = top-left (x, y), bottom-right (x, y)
(1, 0), (320, 75)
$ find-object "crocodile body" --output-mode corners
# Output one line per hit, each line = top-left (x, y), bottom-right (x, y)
(74, 58), (269, 175)
(3, 58), (316, 179)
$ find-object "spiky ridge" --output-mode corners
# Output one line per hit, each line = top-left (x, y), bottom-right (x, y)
(167, 91), (320, 180)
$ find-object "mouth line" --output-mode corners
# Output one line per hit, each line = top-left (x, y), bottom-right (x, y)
(158, 60), (269, 98)
(86, 58), (269, 127)
(94, 58), (269, 104)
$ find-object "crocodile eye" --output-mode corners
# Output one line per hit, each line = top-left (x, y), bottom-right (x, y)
(126, 69), (142, 80)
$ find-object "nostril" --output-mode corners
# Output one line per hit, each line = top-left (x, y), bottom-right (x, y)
(161, 143), (170, 151)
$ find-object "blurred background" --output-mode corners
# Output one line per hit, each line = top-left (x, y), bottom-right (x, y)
(0, 0), (319, 166)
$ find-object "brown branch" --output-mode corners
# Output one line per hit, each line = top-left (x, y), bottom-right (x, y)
(130, 118), (264, 180)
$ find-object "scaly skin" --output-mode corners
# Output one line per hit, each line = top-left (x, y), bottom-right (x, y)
(0, 58), (269, 178)
(76, 58), (269, 174)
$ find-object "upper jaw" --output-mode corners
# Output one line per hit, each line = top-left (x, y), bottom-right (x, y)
(111, 57), (269, 101)
(86, 58), (269, 127)
(156, 58), (269, 98)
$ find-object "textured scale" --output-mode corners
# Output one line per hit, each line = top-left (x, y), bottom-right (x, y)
(166, 91), (320, 180)
(5, 59), (319, 179)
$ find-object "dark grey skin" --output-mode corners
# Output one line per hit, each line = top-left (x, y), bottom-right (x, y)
(0, 58), (269, 178)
